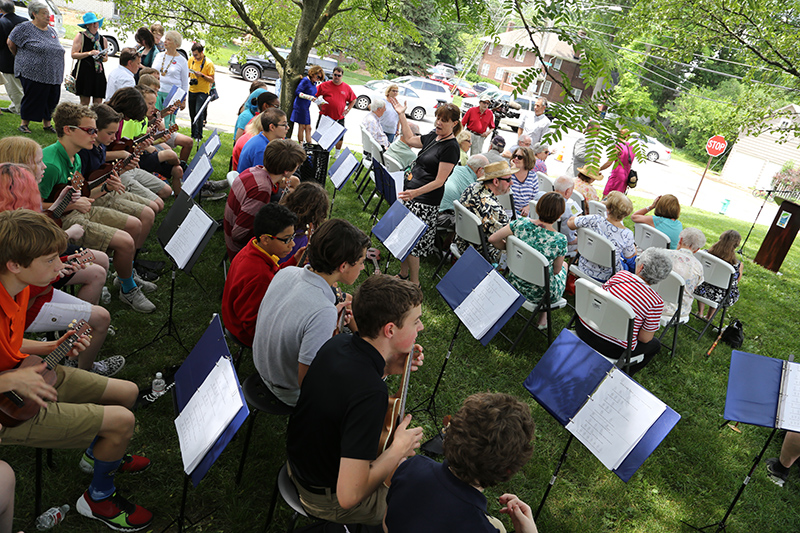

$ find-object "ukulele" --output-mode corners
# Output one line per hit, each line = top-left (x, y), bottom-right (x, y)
(378, 350), (414, 454)
(60, 248), (95, 272)
(107, 123), (178, 152)
(45, 169), (84, 204)
(0, 319), (91, 427)
(44, 182), (80, 227)
(85, 141), (151, 195)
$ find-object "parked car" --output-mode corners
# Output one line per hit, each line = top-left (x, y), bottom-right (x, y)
(472, 81), (499, 94)
(352, 80), (440, 121)
(228, 49), (337, 82)
(632, 133), (672, 162)
(440, 78), (478, 98)
(391, 76), (453, 104)
(15, 0), (64, 38)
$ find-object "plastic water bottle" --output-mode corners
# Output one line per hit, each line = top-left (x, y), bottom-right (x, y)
(152, 372), (166, 397)
(35, 504), (69, 530)
(100, 286), (111, 305)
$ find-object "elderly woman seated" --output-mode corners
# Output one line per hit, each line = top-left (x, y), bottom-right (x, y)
(663, 227), (706, 322)
(575, 247), (673, 376)
(631, 194), (683, 249)
(567, 191), (636, 283)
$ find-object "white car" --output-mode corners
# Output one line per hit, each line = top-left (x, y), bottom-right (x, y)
(632, 133), (672, 162)
(352, 80), (439, 121)
(391, 76), (453, 104)
(15, 0), (64, 38)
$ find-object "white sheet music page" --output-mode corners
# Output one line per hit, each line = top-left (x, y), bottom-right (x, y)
(164, 204), (214, 269)
(182, 154), (212, 197)
(390, 171), (405, 198)
(778, 360), (800, 431)
(166, 87), (187, 108)
(331, 152), (359, 189)
(314, 115), (345, 150)
(206, 134), (220, 156)
(174, 357), (243, 475)
(383, 212), (426, 260)
(566, 367), (666, 471)
(454, 269), (518, 339)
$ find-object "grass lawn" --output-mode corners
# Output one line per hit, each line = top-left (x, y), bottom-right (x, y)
(1, 106), (799, 532)
(343, 71), (375, 85)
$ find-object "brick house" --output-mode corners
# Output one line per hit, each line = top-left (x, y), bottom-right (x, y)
(477, 28), (593, 103)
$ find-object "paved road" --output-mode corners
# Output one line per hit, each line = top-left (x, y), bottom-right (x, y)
(0, 44), (778, 230)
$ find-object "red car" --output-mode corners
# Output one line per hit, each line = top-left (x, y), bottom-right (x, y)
(438, 78), (478, 98)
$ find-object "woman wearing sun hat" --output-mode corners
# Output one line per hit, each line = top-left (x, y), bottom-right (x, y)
(70, 12), (109, 106)
(573, 166), (602, 202)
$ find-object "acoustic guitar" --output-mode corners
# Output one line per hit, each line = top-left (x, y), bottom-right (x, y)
(378, 350), (413, 454)
(0, 319), (91, 427)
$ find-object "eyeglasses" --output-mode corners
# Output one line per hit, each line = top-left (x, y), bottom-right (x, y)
(277, 122), (289, 128)
(69, 126), (98, 135)
(332, 73), (342, 78)
(390, 89), (399, 93)
(264, 234), (295, 244)
(512, 154), (524, 160)
(497, 177), (512, 182)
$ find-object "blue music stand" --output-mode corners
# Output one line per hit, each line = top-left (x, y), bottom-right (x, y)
(372, 201), (428, 264)
(328, 147), (361, 214)
(196, 129), (221, 160)
(182, 152), (213, 200)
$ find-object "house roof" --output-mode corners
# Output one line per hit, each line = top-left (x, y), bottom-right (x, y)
(481, 28), (579, 63)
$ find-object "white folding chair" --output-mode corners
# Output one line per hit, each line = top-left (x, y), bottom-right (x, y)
(537, 172), (554, 193)
(355, 126), (377, 202)
(362, 132), (387, 211)
(688, 250), (736, 340)
(572, 278), (638, 370)
(497, 192), (516, 220)
(652, 271), (686, 357)
(634, 223), (671, 251)
(432, 200), (489, 279)
(570, 189), (585, 213)
(501, 236), (568, 351)
(384, 154), (404, 173)
(587, 200), (607, 217)
(569, 227), (617, 286)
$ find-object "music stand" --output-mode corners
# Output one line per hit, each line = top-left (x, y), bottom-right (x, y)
(161, 314), (249, 532)
(131, 192), (217, 355)
(182, 152), (214, 201)
(327, 147), (360, 214)
(196, 129), (221, 160)
(371, 201), (428, 274)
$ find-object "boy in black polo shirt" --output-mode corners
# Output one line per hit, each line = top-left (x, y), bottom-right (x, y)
(286, 275), (425, 526)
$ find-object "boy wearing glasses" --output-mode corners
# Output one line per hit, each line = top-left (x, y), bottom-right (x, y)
(237, 107), (290, 172)
(315, 66), (355, 156)
(253, 218), (370, 407)
(222, 203), (305, 347)
(39, 102), (157, 313)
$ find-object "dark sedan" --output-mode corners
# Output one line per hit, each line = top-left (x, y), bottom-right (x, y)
(228, 52), (337, 82)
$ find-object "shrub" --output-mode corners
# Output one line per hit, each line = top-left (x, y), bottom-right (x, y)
(772, 164), (800, 192)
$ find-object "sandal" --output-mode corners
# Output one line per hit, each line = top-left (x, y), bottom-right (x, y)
(17, 124), (31, 134)
(43, 125), (57, 133)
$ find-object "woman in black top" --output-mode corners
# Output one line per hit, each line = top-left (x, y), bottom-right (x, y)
(393, 101), (461, 285)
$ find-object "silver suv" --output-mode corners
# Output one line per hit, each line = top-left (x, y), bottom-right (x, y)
(392, 76), (453, 104)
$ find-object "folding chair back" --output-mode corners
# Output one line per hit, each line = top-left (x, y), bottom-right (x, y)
(634, 223), (671, 250)
(497, 192), (514, 213)
(587, 200), (607, 217)
(570, 189), (585, 213)
(366, 131), (385, 166)
(569, 227), (616, 285)
(506, 235), (548, 288)
(652, 270), (686, 357)
(574, 278), (637, 366)
(360, 126), (374, 165)
(694, 250), (735, 302)
(453, 200), (485, 250)
(537, 172), (555, 193)
(384, 154), (404, 173)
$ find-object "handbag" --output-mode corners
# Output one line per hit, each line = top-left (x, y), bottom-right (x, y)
(209, 83), (219, 101)
(625, 148), (637, 188)
(720, 319), (744, 349)
(65, 59), (79, 95)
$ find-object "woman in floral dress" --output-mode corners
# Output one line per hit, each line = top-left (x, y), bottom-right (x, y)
(490, 192), (567, 328)
(694, 229), (743, 319)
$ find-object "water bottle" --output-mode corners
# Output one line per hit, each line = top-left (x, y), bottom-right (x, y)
(101, 286), (111, 305)
(35, 504), (69, 530)
(152, 372), (166, 397)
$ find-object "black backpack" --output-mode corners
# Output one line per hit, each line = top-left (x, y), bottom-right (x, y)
(721, 319), (744, 349)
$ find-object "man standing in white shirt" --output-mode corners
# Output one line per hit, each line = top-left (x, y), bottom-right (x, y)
(104, 48), (140, 101)
(518, 97), (551, 145)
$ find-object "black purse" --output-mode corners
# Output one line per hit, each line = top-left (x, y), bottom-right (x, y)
(720, 319), (744, 349)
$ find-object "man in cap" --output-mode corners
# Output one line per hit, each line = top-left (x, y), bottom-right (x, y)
(461, 95), (495, 156)
(482, 134), (507, 164)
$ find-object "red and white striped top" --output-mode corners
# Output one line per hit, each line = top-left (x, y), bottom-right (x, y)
(580, 270), (664, 350)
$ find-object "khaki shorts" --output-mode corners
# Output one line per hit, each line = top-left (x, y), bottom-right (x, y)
(62, 206), (128, 252)
(121, 168), (165, 198)
(288, 462), (387, 526)
(94, 191), (149, 217)
(0, 366), (107, 449)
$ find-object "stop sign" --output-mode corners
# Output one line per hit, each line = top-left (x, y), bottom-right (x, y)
(706, 135), (727, 157)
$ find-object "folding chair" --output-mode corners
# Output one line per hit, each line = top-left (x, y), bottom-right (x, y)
(384, 153), (404, 173)
(634, 223), (671, 251)
(537, 172), (554, 193)
(652, 271), (686, 357)
(572, 278), (638, 370)
(362, 133), (386, 212)
(431, 200), (490, 280)
(568, 227), (617, 286)
(570, 189), (585, 213)
(497, 191), (516, 220)
(354, 126), (375, 202)
(587, 200), (607, 217)
(687, 250), (736, 340)
(527, 198), (562, 232)
(500, 235), (568, 352)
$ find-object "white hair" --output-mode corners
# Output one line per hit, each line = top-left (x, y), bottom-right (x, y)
(680, 227), (706, 251)
(27, 0), (47, 17)
(554, 175), (573, 194)
(637, 248), (672, 285)
(369, 99), (385, 112)
(467, 154), (488, 172)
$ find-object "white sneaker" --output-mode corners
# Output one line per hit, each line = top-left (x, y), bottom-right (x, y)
(119, 286), (156, 313)
(113, 273), (157, 294)
(91, 355), (126, 377)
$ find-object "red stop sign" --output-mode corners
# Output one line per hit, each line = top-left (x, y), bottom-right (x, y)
(706, 135), (727, 157)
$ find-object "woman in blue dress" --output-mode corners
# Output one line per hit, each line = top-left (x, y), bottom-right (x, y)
(290, 65), (324, 144)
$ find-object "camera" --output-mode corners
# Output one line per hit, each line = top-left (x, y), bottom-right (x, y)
(189, 78), (198, 86)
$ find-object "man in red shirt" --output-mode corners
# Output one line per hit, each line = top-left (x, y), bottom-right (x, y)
(315, 67), (356, 156)
(462, 95), (495, 156)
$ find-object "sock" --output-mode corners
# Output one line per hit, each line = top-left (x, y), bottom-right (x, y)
(120, 276), (137, 293)
(85, 437), (99, 459)
(88, 457), (121, 500)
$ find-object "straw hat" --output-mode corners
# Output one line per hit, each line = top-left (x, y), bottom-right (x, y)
(577, 166), (603, 182)
(478, 162), (515, 182)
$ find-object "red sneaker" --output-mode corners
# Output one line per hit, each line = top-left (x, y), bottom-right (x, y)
(79, 453), (151, 475)
(76, 490), (153, 531)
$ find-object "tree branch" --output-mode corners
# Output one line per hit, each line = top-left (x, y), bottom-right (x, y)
(228, 0), (286, 68)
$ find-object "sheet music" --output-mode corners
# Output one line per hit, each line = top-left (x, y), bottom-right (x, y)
(454, 269), (519, 339)
(390, 171), (405, 199)
(174, 357), (243, 474)
(383, 212), (425, 261)
(166, 86), (187, 108)
(164, 204), (214, 269)
(331, 152), (359, 189)
(183, 154), (212, 197)
(777, 361), (800, 431)
(205, 134), (220, 157)
(566, 368), (666, 471)
(313, 115), (345, 150)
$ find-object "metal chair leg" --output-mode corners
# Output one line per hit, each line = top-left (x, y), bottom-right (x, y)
(235, 410), (259, 486)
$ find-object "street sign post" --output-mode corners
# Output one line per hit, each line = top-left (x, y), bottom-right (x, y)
(692, 135), (728, 206)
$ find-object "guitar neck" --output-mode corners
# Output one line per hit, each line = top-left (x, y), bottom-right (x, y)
(49, 187), (73, 219)
(396, 351), (414, 421)
(42, 331), (78, 369)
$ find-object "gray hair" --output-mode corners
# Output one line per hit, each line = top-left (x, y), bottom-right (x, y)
(164, 30), (182, 47)
(679, 227), (706, 251)
(409, 122), (420, 135)
(466, 154), (488, 173)
(369, 99), (385, 112)
(27, 0), (47, 17)
(554, 175), (573, 194)
(517, 134), (532, 146)
(636, 248), (672, 285)
(536, 97), (549, 109)
(0, 0), (14, 14)
(532, 142), (549, 155)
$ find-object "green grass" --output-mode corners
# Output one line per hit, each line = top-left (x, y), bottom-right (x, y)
(342, 71), (375, 85)
(63, 24), (80, 41)
(1, 107), (799, 532)
(206, 44), (240, 70)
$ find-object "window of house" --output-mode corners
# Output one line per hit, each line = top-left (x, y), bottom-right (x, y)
(516, 49), (526, 62)
(553, 58), (563, 70)
(495, 67), (505, 81)
(481, 63), (490, 76)
(501, 46), (511, 58)
(780, 118), (792, 129)
(488, 43), (494, 55)
(542, 80), (552, 94)
(506, 73), (516, 84)
(572, 88), (583, 101)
